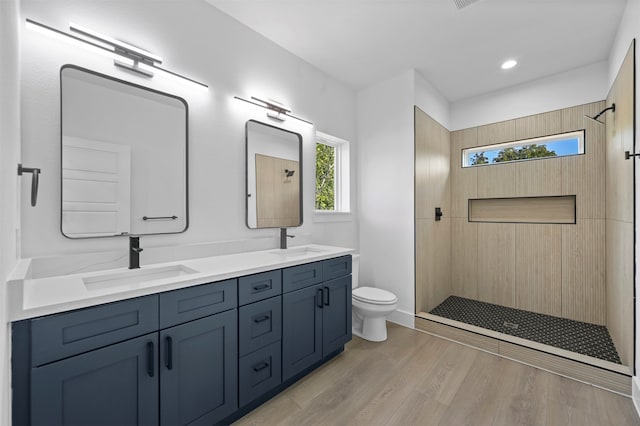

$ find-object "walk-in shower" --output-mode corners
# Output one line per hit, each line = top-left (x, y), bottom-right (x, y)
(414, 41), (635, 389)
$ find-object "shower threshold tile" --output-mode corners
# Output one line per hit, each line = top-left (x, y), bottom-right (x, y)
(429, 296), (621, 364)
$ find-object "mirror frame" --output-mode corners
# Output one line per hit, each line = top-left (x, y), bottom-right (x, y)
(59, 64), (189, 238)
(245, 119), (303, 229)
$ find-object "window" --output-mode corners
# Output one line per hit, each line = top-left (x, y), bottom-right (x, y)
(315, 132), (350, 215)
(462, 130), (585, 167)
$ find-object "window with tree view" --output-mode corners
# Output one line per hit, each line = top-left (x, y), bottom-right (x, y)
(316, 142), (335, 210)
(315, 132), (350, 213)
(462, 130), (585, 168)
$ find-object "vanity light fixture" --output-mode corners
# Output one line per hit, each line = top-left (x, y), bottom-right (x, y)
(234, 95), (313, 125)
(501, 59), (518, 70)
(25, 19), (135, 67)
(25, 18), (208, 91)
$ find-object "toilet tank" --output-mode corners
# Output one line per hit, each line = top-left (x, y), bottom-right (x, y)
(351, 254), (360, 290)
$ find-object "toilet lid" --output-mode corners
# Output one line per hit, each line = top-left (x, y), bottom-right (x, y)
(353, 286), (397, 305)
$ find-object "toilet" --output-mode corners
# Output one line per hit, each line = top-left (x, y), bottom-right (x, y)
(351, 254), (398, 342)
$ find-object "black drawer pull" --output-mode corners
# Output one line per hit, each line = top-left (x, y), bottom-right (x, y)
(165, 336), (173, 370)
(324, 286), (330, 306)
(146, 341), (154, 377)
(316, 288), (323, 308)
(253, 361), (269, 372)
(253, 283), (270, 291)
(254, 314), (270, 323)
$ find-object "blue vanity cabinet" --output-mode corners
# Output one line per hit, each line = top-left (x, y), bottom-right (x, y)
(282, 284), (323, 381)
(282, 256), (352, 381)
(20, 295), (160, 426)
(31, 333), (159, 426)
(237, 271), (283, 408)
(14, 281), (239, 426)
(320, 275), (352, 357)
(13, 255), (353, 426)
(159, 309), (238, 426)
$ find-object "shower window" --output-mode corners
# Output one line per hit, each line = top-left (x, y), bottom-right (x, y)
(462, 130), (585, 167)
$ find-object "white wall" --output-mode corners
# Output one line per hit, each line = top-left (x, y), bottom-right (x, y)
(609, 0), (640, 411)
(357, 69), (450, 327)
(19, 0), (358, 263)
(358, 70), (415, 326)
(414, 70), (451, 130)
(0, 0), (21, 422)
(450, 61), (610, 131)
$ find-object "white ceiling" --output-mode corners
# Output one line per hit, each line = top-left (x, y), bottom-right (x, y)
(205, 0), (628, 102)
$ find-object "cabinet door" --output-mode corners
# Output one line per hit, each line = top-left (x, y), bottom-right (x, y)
(322, 275), (352, 357)
(160, 310), (238, 426)
(282, 284), (323, 381)
(31, 333), (158, 426)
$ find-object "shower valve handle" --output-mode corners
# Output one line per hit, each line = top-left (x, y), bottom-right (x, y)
(625, 151), (640, 160)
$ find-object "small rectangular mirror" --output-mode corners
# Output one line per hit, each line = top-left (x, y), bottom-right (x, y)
(60, 65), (188, 238)
(246, 120), (302, 228)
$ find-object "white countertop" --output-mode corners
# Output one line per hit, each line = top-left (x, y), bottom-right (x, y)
(7, 244), (354, 321)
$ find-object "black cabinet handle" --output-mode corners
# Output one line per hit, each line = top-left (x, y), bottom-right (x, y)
(253, 361), (269, 372)
(316, 288), (323, 308)
(253, 283), (270, 291)
(165, 336), (173, 370)
(254, 314), (270, 323)
(324, 286), (330, 306)
(146, 341), (154, 377)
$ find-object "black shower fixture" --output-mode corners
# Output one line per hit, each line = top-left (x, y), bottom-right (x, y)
(285, 169), (295, 177)
(584, 103), (615, 124)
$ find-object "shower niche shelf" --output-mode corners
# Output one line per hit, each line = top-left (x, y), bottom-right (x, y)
(468, 195), (576, 224)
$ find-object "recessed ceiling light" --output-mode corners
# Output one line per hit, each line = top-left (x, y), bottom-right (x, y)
(501, 59), (517, 70)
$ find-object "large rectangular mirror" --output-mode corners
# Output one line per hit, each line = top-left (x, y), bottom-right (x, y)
(246, 120), (302, 228)
(61, 65), (188, 238)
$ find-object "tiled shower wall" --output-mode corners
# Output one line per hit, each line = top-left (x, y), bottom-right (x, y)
(605, 41), (635, 368)
(447, 101), (607, 328)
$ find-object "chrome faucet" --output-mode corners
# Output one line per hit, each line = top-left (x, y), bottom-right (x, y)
(129, 236), (143, 269)
(280, 228), (295, 249)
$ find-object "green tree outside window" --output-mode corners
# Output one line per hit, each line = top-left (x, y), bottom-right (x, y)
(316, 143), (335, 210)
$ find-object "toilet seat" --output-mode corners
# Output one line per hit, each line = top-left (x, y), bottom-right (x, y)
(353, 286), (398, 305)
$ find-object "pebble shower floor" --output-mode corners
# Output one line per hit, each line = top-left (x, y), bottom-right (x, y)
(429, 295), (621, 364)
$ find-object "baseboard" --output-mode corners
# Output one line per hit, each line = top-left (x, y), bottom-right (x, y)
(387, 309), (414, 329)
(633, 377), (640, 416)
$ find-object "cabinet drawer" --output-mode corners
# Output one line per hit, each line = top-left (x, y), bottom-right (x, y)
(239, 341), (281, 408)
(323, 255), (352, 281)
(159, 279), (237, 329)
(282, 262), (323, 293)
(31, 295), (158, 367)
(238, 270), (282, 306)
(239, 297), (282, 356)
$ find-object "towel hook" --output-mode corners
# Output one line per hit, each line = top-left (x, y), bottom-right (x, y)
(18, 163), (41, 207)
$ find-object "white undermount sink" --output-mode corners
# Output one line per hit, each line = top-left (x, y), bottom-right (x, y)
(83, 264), (198, 291)
(268, 246), (328, 258)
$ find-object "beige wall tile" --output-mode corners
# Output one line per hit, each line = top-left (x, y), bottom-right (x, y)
(515, 224), (562, 316)
(561, 220), (605, 325)
(451, 219), (478, 299)
(478, 223), (515, 307)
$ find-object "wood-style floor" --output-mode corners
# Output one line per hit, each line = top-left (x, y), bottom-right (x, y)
(234, 323), (640, 426)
